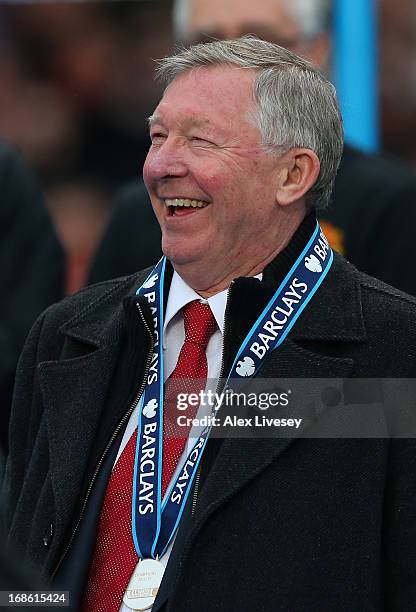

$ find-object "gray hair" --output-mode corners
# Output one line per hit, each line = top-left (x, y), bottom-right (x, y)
(173, 0), (331, 43)
(156, 36), (343, 209)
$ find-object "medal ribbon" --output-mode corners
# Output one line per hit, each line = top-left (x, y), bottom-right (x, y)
(133, 221), (333, 558)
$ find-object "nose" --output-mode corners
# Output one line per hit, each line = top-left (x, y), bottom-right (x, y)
(144, 138), (188, 181)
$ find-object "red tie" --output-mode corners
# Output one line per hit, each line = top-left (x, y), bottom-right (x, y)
(83, 300), (216, 612)
(162, 300), (217, 494)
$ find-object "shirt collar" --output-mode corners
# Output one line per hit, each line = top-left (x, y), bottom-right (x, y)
(163, 270), (262, 349)
(163, 272), (228, 348)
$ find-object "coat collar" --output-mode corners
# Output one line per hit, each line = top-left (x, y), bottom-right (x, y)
(59, 275), (144, 348)
(285, 253), (366, 343)
(222, 226), (365, 349)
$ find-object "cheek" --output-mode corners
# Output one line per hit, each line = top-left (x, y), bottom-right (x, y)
(202, 166), (243, 201)
(149, 199), (163, 228)
(199, 167), (222, 190)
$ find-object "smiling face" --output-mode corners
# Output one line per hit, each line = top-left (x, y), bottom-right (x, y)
(143, 65), (296, 294)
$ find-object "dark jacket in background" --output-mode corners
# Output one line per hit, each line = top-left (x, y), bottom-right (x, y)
(88, 181), (162, 284)
(324, 144), (416, 294)
(0, 142), (65, 452)
(4, 209), (416, 610)
(89, 144), (416, 297)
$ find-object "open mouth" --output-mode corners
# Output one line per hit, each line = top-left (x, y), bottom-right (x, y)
(165, 198), (210, 217)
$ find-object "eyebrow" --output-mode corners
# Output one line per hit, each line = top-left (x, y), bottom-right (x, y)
(147, 114), (212, 131)
(147, 115), (163, 127)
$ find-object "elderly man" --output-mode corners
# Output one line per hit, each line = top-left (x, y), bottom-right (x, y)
(3, 38), (416, 612)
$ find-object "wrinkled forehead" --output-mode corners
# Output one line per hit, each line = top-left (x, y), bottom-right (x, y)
(149, 66), (262, 139)
(156, 65), (258, 110)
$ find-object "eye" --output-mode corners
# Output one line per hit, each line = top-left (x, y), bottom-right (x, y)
(150, 132), (167, 145)
(191, 136), (216, 147)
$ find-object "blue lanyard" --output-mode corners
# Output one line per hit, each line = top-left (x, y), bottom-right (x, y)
(133, 221), (333, 558)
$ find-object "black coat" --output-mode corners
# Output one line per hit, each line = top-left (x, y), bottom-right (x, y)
(3, 246), (416, 611)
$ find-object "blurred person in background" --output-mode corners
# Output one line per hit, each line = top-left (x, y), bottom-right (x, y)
(91, 0), (416, 298)
(380, 0), (416, 169)
(88, 181), (161, 285)
(0, 141), (65, 454)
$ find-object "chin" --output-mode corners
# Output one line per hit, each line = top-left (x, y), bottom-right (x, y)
(162, 239), (205, 268)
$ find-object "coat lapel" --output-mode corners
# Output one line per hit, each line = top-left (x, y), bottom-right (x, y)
(38, 276), (145, 533)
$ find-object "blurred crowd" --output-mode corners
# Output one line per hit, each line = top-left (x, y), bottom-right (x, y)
(0, 0), (172, 292)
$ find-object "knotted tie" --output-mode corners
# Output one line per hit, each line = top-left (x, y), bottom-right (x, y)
(83, 300), (216, 612)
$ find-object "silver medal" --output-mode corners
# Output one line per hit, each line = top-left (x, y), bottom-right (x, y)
(123, 558), (165, 611)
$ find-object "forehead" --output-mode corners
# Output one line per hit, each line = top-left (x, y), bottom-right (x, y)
(151, 66), (257, 129)
(188, 0), (300, 41)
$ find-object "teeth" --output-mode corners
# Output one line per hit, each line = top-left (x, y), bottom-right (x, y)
(165, 198), (208, 208)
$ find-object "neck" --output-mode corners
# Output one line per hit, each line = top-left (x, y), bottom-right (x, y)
(174, 210), (306, 298)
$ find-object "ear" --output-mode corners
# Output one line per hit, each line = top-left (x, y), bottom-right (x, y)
(275, 148), (320, 207)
